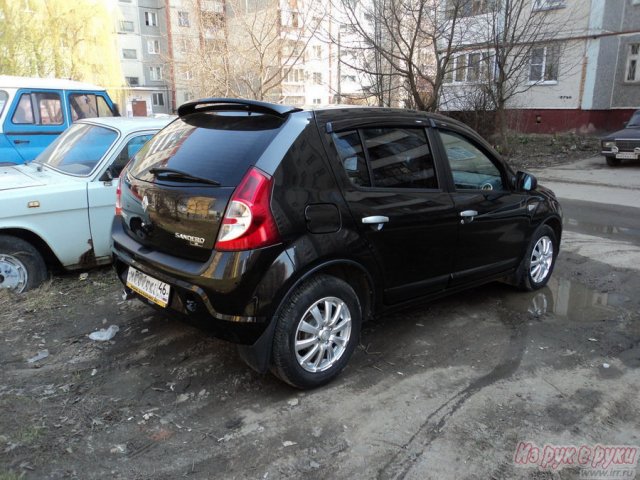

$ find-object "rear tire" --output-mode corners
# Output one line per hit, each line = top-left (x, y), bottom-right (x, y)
(516, 225), (557, 292)
(271, 275), (361, 389)
(606, 157), (621, 167)
(0, 235), (47, 293)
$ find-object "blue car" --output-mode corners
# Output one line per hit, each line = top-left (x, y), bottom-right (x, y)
(0, 75), (119, 165)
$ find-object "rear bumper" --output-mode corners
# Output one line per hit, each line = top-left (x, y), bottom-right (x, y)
(111, 218), (295, 345)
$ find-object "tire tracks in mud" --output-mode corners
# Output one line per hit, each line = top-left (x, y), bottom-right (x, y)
(376, 308), (529, 480)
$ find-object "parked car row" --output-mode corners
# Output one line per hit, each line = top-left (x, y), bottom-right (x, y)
(0, 116), (172, 291)
(0, 96), (563, 389)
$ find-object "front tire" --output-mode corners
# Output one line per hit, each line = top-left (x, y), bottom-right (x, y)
(0, 235), (47, 293)
(271, 275), (361, 389)
(606, 156), (620, 167)
(516, 225), (558, 291)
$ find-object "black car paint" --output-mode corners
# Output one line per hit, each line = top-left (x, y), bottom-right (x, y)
(111, 105), (562, 374)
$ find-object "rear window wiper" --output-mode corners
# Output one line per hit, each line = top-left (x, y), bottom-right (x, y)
(148, 167), (221, 186)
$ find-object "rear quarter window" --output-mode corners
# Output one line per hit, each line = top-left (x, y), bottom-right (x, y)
(129, 112), (285, 186)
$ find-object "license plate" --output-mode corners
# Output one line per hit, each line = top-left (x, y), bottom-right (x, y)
(126, 267), (170, 308)
(616, 152), (638, 159)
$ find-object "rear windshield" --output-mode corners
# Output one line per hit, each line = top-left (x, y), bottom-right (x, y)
(128, 111), (285, 186)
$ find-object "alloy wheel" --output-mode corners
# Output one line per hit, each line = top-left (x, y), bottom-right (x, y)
(294, 296), (352, 373)
(530, 235), (554, 284)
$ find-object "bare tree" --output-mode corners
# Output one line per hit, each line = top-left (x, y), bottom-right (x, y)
(325, 0), (467, 110)
(439, 0), (582, 149)
(182, 0), (323, 103)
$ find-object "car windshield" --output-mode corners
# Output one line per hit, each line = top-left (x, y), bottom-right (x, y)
(34, 123), (118, 175)
(628, 112), (640, 128)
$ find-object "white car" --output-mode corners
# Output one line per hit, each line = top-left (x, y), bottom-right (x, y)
(0, 116), (173, 292)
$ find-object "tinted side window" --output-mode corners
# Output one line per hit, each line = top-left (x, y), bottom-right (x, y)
(439, 130), (503, 191)
(331, 130), (370, 187)
(362, 127), (437, 189)
(70, 94), (98, 121)
(12, 94), (35, 124)
(97, 96), (114, 117)
(35, 92), (63, 125)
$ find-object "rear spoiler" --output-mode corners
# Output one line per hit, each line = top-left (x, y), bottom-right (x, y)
(177, 98), (302, 118)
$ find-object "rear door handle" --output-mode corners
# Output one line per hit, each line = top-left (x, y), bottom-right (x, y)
(362, 215), (389, 230)
(13, 139), (30, 145)
(459, 210), (478, 224)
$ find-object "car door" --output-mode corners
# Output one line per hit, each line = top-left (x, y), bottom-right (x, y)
(434, 127), (531, 286)
(3, 90), (67, 162)
(327, 124), (459, 304)
(87, 132), (155, 259)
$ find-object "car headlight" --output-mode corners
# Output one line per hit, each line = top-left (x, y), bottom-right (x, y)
(602, 140), (616, 149)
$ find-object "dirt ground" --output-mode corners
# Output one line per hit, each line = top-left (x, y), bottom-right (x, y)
(2, 154), (640, 480)
(506, 133), (601, 170)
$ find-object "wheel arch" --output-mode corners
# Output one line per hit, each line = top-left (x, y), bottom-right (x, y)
(0, 228), (61, 270)
(542, 215), (562, 246)
(275, 258), (377, 323)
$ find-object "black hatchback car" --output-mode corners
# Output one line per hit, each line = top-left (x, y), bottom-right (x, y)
(111, 98), (562, 389)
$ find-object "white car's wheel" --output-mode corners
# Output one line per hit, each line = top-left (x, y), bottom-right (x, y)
(0, 235), (47, 292)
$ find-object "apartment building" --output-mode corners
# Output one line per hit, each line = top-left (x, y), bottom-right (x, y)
(439, 0), (640, 133)
(116, 0), (172, 116)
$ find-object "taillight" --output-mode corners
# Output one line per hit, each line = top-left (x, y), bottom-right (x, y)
(215, 167), (280, 251)
(115, 175), (123, 216)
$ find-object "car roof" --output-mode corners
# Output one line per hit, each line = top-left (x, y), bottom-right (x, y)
(0, 75), (107, 91)
(77, 116), (175, 132)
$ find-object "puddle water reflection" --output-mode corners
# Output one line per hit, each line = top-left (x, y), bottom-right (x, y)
(504, 276), (631, 322)
(564, 217), (640, 245)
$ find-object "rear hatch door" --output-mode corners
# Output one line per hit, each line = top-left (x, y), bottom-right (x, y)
(121, 111), (285, 262)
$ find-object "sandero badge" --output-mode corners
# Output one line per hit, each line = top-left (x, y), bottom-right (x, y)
(111, 98), (562, 389)
(174, 232), (206, 246)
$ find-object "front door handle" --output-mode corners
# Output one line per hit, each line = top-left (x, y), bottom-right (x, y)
(362, 215), (389, 231)
(459, 210), (478, 224)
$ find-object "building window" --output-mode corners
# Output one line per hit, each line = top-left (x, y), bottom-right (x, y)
(532, 0), (566, 11)
(626, 44), (639, 82)
(182, 69), (193, 80)
(529, 45), (560, 83)
(119, 20), (134, 32)
(313, 45), (322, 59)
(149, 66), (163, 81)
(446, 0), (497, 19)
(125, 76), (140, 86)
(312, 98), (322, 104)
(122, 48), (137, 59)
(312, 72), (322, 84)
(145, 11), (158, 27)
(184, 91), (194, 102)
(285, 68), (304, 83)
(445, 52), (492, 84)
(178, 11), (190, 27)
(152, 93), (165, 106)
(147, 40), (160, 54)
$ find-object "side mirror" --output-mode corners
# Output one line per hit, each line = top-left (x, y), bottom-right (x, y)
(623, 121), (628, 127)
(112, 103), (121, 117)
(516, 171), (537, 192)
